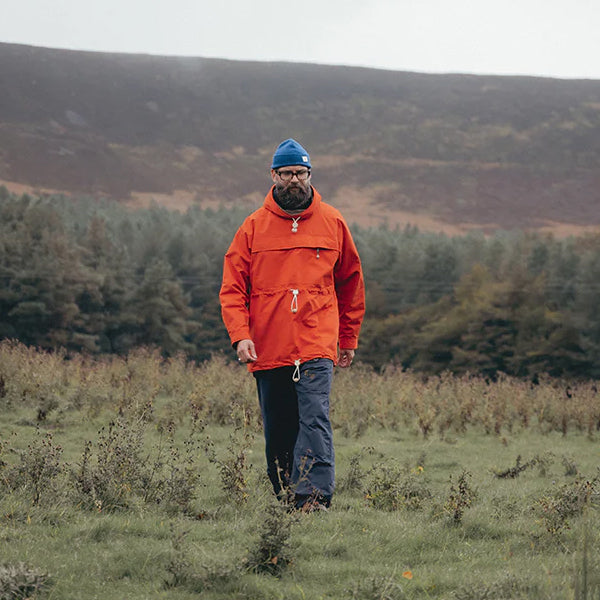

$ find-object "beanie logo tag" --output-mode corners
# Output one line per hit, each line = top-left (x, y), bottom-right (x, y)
(302, 156), (308, 163)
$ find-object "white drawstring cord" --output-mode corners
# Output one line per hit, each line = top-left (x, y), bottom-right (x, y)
(290, 289), (299, 313)
(291, 216), (300, 233)
(292, 359), (301, 382)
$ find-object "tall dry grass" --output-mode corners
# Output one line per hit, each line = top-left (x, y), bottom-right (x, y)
(1, 339), (599, 437)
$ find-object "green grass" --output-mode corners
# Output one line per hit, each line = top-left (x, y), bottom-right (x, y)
(1, 397), (599, 600)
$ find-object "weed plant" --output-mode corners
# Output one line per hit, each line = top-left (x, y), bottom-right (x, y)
(4, 429), (64, 506)
(365, 459), (432, 511)
(245, 503), (297, 576)
(0, 562), (50, 600)
(203, 421), (255, 504)
(444, 470), (477, 524)
(536, 475), (599, 535)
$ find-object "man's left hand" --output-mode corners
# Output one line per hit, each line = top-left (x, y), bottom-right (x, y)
(338, 348), (355, 368)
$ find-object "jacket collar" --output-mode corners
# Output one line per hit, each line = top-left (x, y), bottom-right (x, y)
(264, 186), (321, 219)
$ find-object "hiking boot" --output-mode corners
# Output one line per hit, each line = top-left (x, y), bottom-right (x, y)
(300, 500), (329, 514)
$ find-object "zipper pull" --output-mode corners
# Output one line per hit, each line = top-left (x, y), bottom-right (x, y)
(316, 248), (320, 259)
(291, 217), (300, 233)
(290, 289), (299, 313)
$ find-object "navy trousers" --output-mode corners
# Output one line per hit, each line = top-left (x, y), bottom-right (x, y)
(254, 358), (335, 501)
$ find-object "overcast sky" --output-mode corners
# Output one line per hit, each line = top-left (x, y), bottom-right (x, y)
(1, 0), (599, 79)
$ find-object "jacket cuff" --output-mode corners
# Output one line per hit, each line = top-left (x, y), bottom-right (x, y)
(230, 328), (251, 347)
(339, 336), (358, 350)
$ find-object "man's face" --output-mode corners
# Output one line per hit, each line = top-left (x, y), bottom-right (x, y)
(271, 166), (312, 209)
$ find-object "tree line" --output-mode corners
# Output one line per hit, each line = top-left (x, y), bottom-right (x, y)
(1, 186), (599, 379)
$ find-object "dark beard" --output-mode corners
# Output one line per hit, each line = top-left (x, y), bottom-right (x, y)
(274, 185), (313, 211)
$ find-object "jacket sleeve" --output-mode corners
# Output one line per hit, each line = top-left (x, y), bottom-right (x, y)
(334, 220), (365, 349)
(219, 224), (252, 346)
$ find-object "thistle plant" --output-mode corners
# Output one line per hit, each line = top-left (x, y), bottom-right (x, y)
(245, 503), (296, 576)
(164, 528), (192, 589)
(73, 411), (201, 513)
(338, 452), (367, 494)
(6, 430), (64, 506)
(73, 417), (147, 511)
(444, 470), (477, 524)
(536, 475), (599, 536)
(204, 414), (254, 504)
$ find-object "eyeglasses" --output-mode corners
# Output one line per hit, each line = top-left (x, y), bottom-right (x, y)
(275, 169), (311, 182)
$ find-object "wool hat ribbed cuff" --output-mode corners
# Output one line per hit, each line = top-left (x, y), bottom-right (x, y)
(271, 138), (311, 169)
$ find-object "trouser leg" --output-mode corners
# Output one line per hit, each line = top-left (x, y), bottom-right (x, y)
(254, 367), (299, 497)
(292, 358), (335, 501)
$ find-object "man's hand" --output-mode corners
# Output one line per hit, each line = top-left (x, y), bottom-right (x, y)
(338, 348), (355, 368)
(236, 339), (257, 363)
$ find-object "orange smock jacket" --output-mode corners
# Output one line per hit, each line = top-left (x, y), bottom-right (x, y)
(220, 186), (365, 373)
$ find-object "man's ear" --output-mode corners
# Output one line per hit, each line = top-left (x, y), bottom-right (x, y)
(270, 169), (277, 183)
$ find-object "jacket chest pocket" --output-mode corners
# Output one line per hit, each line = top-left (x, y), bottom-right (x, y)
(250, 241), (339, 290)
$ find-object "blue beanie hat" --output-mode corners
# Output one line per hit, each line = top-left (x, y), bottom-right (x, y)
(271, 138), (311, 169)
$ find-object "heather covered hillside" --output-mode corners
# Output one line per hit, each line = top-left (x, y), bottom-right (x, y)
(1, 42), (599, 232)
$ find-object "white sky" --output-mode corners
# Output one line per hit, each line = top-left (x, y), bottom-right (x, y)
(1, 0), (599, 79)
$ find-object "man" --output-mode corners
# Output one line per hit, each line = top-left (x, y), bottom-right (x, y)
(220, 138), (365, 511)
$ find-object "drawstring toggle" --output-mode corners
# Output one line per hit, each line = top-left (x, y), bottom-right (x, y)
(292, 359), (301, 382)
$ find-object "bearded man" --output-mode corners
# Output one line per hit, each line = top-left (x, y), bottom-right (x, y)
(220, 138), (365, 511)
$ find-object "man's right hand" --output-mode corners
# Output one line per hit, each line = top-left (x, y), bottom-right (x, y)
(236, 339), (257, 363)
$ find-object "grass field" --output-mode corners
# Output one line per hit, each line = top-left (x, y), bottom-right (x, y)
(0, 342), (599, 599)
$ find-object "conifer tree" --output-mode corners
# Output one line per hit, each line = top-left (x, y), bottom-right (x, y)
(126, 259), (198, 355)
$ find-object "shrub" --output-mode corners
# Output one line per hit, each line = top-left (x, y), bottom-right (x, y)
(245, 504), (296, 576)
(4, 430), (64, 506)
(72, 412), (201, 513)
(365, 460), (431, 511)
(444, 470), (477, 524)
(0, 562), (51, 600)
(536, 475), (599, 535)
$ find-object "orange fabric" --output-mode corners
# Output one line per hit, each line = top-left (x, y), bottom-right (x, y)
(220, 187), (365, 372)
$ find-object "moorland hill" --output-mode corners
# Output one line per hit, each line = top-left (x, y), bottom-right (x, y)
(1, 42), (599, 233)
